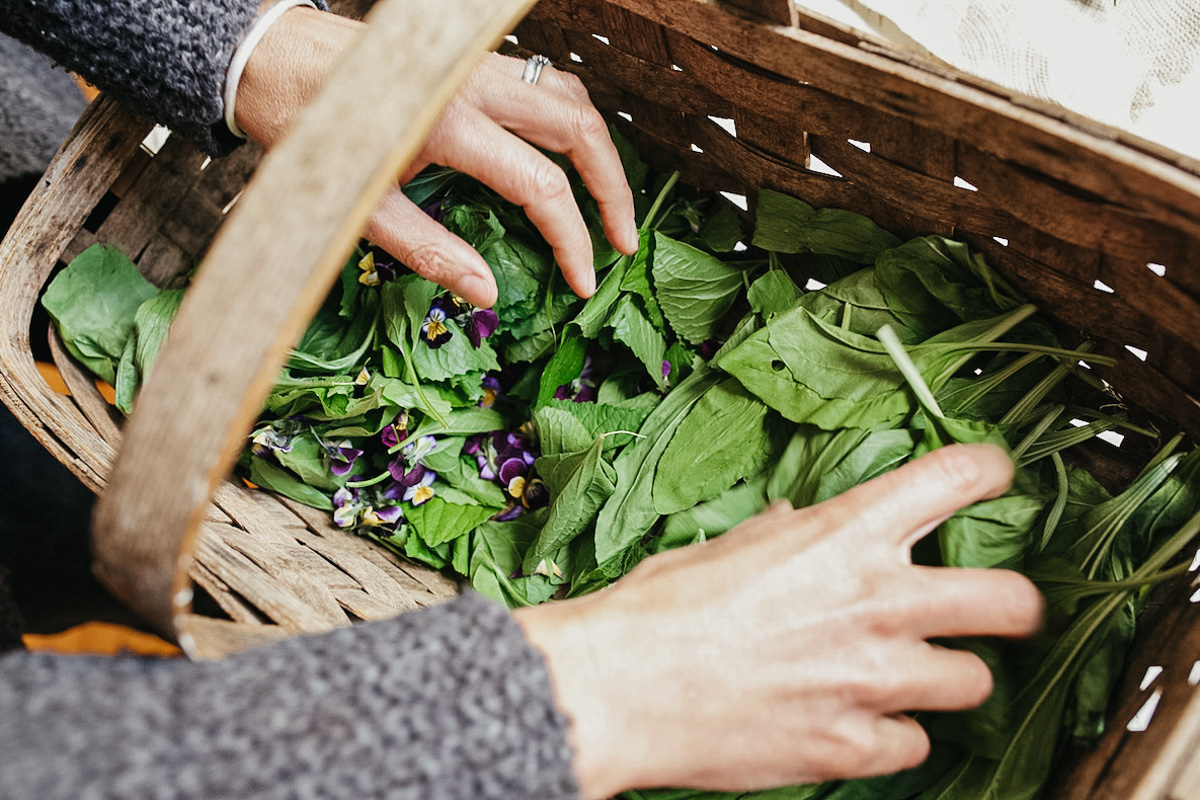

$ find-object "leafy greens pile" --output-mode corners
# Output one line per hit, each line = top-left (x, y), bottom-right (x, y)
(43, 131), (1200, 800)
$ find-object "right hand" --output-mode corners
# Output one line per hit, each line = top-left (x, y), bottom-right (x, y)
(515, 444), (1044, 799)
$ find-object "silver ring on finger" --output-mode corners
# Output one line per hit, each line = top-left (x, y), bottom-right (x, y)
(521, 54), (552, 86)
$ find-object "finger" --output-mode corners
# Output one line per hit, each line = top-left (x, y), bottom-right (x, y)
(478, 56), (638, 255)
(908, 566), (1044, 640)
(428, 102), (597, 298)
(364, 185), (499, 308)
(871, 643), (996, 713)
(855, 715), (932, 778)
(820, 444), (1015, 549)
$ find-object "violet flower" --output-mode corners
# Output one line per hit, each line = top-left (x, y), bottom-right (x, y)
(479, 375), (502, 409)
(402, 468), (438, 506)
(553, 356), (597, 403)
(420, 304), (452, 348)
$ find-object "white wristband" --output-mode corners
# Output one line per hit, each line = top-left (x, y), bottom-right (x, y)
(223, 0), (319, 139)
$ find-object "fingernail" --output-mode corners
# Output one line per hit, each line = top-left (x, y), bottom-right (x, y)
(460, 272), (496, 308)
(581, 268), (597, 298)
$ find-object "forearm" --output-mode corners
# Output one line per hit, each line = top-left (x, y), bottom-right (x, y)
(0, 0), (327, 155)
(0, 592), (577, 800)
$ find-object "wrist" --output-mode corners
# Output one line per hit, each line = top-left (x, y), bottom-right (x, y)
(514, 596), (655, 800)
(231, 5), (363, 146)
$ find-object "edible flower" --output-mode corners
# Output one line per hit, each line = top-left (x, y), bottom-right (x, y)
(250, 419), (298, 457)
(553, 356), (597, 403)
(420, 305), (452, 348)
(402, 468), (438, 506)
(332, 485), (403, 530)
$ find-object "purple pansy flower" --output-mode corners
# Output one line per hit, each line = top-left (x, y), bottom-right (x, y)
(479, 374), (502, 409)
(250, 422), (296, 458)
(553, 356), (597, 403)
(321, 439), (364, 477)
(333, 484), (404, 530)
(463, 306), (499, 348)
(402, 468), (438, 506)
(381, 411), (409, 449)
(420, 305), (452, 348)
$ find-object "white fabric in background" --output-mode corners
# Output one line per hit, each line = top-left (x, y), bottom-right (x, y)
(798, 0), (1200, 161)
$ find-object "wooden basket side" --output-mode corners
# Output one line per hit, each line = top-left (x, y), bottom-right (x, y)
(517, 0), (1200, 444)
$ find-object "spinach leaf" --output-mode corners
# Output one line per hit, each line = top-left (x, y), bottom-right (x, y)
(41, 243), (160, 385)
(652, 233), (745, 345)
(752, 188), (900, 263)
(653, 377), (779, 514)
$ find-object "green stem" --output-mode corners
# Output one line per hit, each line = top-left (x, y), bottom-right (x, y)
(1039, 452), (1070, 553)
(879, 325), (944, 419)
(1010, 403), (1064, 462)
(642, 171), (680, 231)
(347, 470), (394, 489)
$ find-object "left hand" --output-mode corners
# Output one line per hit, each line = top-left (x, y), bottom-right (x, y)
(234, 8), (638, 308)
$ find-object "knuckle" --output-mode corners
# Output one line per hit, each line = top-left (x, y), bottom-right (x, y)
(404, 243), (456, 286)
(528, 162), (573, 204)
(926, 444), (982, 492)
(570, 104), (609, 143)
(560, 71), (591, 102)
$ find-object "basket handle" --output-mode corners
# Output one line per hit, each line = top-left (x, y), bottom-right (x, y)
(91, 0), (536, 644)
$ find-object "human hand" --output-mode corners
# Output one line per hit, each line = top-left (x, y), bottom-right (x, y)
(234, 8), (637, 308)
(514, 444), (1044, 799)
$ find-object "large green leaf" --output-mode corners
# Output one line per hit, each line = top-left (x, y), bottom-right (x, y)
(652, 232), (745, 345)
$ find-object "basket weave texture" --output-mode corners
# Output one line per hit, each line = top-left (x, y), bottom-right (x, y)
(2, 0), (1200, 796)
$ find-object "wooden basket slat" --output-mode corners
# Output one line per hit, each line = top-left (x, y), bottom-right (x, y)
(210, 524), (350, 626)
(157, 144), (263, 260)
(189, 561), (267, 625)
(557, 30), (735, 117)
(538, 0), (1200, 239)
(90, 133), (210, 262)
(724, 0), (797, 27)
(587, 0), (674, 68)
(192, 525), (346, 634)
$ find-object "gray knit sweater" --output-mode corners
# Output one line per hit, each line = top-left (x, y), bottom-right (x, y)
(0, 3), (579, 798)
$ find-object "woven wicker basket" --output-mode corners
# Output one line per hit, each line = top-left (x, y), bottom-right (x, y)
(2, 0), (1199, 796)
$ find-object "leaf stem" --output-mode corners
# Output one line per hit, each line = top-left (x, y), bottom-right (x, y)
(642, 171), (681, 231)
(879, 325), (944, 419)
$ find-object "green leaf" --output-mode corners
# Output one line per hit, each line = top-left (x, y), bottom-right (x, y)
(469, 509), (557, 607)
(874, 236), (1022, 338)
(594, 365), (724, 562)
(132, 289), (185, 378)
(653, 377), (778, 514)
(698, 203), (745, 253)
(656, 474), (769, 552)
(534, 406), (595, 457)
(652, 233), (745, 345)
(537, 328), (588, 407)
(752, 188), (900, 263)
(747, 270), (799, 319)
(247, 457), (334, 510)
(272, 432), (340, 492)
(42, 243), (160, 385)
(113, 335), (139, 414)
(406, 495), (497, 548)
(289, 290), (377, 373)
(608, 294), (668, 389)
(525, 436), (617, 573)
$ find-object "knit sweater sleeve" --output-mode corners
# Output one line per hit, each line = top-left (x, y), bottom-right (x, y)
(0, 591), (579, 800)
(0, 0), (325, 156)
